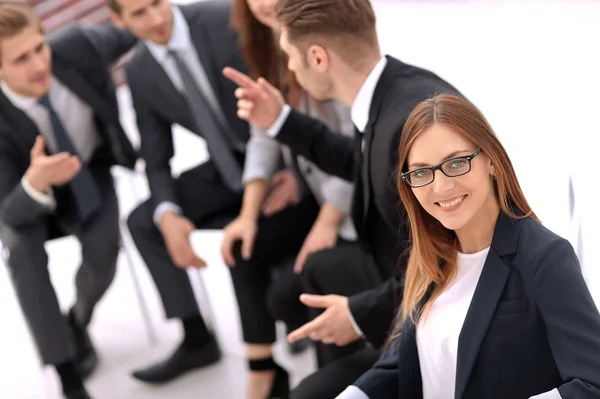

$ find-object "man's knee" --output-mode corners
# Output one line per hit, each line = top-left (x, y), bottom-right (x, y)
(301, 247), (341, 286)
(0, 223), (49, 278)
(126, 200), (154, 242)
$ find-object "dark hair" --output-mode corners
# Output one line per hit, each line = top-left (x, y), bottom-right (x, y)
(106, 0), (121, 14)
(231, 0), (300, 106)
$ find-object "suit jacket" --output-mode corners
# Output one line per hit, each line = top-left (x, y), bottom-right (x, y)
(275, 56), (460, 346)
(351, 212), (600, 399)
(0, 22), (137, 231)
(125, 1), (249, 211)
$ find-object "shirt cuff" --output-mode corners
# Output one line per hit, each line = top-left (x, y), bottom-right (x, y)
(348, 308), (365, 338)
(266, 104), (292, 138)
(21, 177), (56, 209)
(335, 386), (369, 399)
(529, 388), (562, 399)
(153, 201), (182, 226)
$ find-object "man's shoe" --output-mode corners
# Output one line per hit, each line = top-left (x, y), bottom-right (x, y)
(64, 388), (92, 399)
(67, 313), (98, 380)
(131, 336), (221, 383)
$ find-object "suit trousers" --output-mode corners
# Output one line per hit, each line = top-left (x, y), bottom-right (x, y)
(228, 195), (320, 344)
(0, 166), (120, 365)
(301, 244), (384, 366)
(127, 160), (243, 324)
(291, 346), (381, 399)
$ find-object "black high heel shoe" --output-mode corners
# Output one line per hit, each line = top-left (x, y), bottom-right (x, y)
(248, 358), (290, 399)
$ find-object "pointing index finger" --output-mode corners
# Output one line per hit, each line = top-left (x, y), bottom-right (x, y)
(223, 67), (259, 90)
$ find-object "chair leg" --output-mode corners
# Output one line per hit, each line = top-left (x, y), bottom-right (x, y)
(193, 269), (217, 335)
(119, 222), (158, 346)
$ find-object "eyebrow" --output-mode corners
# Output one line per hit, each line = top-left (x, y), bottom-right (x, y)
(408, 149), (473, 169)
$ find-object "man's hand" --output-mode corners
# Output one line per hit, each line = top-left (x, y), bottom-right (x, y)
(220, 215), (258, 266)
(262, 170), (300, 216)
(287, 294), (361, 346)
(223, 67), (285, 129)
(159, 211), (206, 268)
(294, 220), (338, 274)
(24, 136), (81, 193)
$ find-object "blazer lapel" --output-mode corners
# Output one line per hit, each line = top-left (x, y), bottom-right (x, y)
(139, 46), (188, 120)
(0, 92), (40, 153)
(454, 212), (521, 398)
(361, 122), (375, 220)
(359, 56), (403, 222)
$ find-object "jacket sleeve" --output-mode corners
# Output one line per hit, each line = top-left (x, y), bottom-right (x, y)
(276, 109), (356, 182)
(348, 276), (404, 348)
(83, 21), (138, 66)
(534, 238), (600, 397)
(0, 139), (54, 227)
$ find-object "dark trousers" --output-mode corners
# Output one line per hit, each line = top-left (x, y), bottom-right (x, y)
(301, 244), (383, 366)
(0, 166), (120, 365)
(127, 161), (242, 330)
(228, 196), (320, 344)
(291, 346), (381, 399)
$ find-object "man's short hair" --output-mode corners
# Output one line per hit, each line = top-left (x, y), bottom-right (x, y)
(275, 0), (378, 63)
(106, 0), (121, 14)
(0, 2), (44, 63)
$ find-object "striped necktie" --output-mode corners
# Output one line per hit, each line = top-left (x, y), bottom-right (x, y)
(169, 49), (243, 192)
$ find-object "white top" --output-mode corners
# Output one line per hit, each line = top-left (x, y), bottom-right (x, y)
(417, 248), (489, 399)
(144, 5), (229, 225)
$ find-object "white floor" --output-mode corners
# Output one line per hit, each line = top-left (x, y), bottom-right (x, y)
(1, 1), (599, 398)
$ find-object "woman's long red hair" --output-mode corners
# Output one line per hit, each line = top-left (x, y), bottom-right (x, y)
(395, 93), (538, 331)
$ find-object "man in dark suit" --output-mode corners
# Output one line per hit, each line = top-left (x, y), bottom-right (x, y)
(109, 0), (249, 383)
(224, 0), (460, 396)
(0, 3), (136, 398)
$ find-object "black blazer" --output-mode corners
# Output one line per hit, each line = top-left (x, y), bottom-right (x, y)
(352, 212), (600, 399)
(125, 1), (249, 210)
(0, 22), (137, 230)
(275, 56), (460, 347)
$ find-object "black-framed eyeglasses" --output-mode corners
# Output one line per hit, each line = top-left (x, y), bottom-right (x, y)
(401, 148), (482, 188)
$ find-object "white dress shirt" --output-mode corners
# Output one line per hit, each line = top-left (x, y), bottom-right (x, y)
(145, 5), (229, 225)
(1, 78), (101, 208)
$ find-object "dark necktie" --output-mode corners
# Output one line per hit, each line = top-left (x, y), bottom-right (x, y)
(169, 49), (243, 192)
(38, 94), (102, 224)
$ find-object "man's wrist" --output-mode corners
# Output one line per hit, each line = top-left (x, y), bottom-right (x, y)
(24, 171), (48, 193)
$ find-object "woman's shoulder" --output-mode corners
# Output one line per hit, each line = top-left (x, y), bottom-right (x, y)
(513, 217), (577, 273)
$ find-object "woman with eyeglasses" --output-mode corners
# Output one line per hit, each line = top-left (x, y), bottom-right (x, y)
(337, 93), (600, 399)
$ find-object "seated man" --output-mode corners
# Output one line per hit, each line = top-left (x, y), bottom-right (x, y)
(108, 0), (249, 383)
(0, 3), (137, 398)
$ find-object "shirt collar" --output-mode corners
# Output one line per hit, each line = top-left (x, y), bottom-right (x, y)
(351, 56), (388, 133)
(145, 6), (191, 62)
(0, 80), (47, 110)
